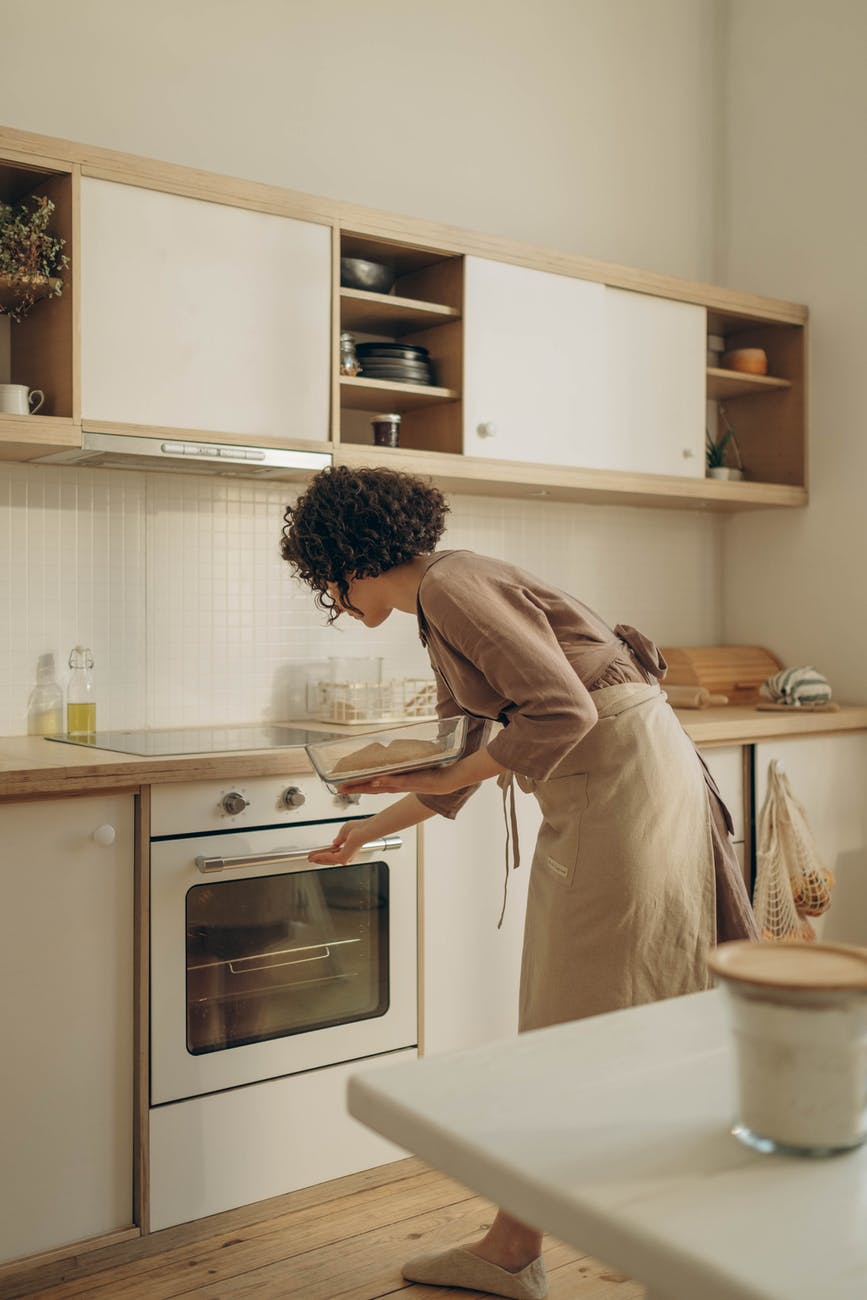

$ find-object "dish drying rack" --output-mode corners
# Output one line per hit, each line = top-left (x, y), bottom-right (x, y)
(306, 676), (438, 725)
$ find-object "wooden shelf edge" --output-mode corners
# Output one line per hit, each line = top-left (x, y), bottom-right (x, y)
(339, 288), (459, 319)
(0, 414), (80, 462)
(339, 377), (459, 413)
(706, 367), (793, 399)
(334, 443), (807, 511)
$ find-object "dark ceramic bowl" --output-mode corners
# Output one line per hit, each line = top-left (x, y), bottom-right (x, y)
(340, 257), (397, 294)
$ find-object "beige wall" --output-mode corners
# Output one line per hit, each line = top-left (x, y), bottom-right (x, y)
(719, 0), (867, 700)
(0, 0), (722, 280)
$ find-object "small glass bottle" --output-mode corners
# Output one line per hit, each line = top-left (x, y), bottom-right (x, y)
(67, 646), (96, 737)
(371, 413), (401, 447)
(26, 652), (64, 736)
(339, 331), (361, 377)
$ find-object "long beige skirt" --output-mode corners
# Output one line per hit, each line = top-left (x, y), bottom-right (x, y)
(515, 682), (716, 1032)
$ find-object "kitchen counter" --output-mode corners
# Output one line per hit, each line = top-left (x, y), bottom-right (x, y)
(2, 705), (867, 799)
(672, 702), (867, 745)
(0, 732), (319, 799)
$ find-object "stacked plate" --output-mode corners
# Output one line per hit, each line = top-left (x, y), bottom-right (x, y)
(356, 342), (435, 386)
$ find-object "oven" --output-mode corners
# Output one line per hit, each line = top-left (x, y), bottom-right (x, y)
(150, 775), (418, 1106)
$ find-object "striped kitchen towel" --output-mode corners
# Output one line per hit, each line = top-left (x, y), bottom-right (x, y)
(760, 666), (833, 706)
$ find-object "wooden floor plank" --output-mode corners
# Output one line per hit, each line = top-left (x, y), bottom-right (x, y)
(22, 1161), (642, 1300)
(31, 1173), (479, 1299)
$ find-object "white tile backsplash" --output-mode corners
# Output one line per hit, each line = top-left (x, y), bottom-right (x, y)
(0, 463), (723, 736)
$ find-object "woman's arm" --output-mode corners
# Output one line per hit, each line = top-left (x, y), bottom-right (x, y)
(307, 794), (436, 866)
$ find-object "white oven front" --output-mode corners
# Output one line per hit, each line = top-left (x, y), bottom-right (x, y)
(150, 779), (418, 1106)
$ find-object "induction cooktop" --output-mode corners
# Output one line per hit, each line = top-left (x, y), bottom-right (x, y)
(46, 724), (336, 757)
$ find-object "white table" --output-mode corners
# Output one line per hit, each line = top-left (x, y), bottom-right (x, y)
(348, 990), (867, 1300)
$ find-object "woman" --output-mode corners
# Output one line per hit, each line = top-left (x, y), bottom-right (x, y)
(281, 465), (757, 1300)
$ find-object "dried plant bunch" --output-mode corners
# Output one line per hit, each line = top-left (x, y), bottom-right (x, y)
(0, 194), (69, 322)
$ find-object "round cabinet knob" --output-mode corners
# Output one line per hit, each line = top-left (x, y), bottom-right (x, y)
(682, 448), (696, 459)
(336, 791), (361, 807)
(280, 786), (306, 810)
(476, 421), (497, 439)
(92, 824), (116, 847)
(221, 792), (249, 816)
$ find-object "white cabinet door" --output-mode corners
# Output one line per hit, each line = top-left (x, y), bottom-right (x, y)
(0, 794), (134, 1265)
(81, 178), (331, 440)
(604, 287), (706, 477)
(755, 736), (867, 945)
(421, 780), (541, 1056)
(698, 745), (745, 843)
(463, 256), (607, 467)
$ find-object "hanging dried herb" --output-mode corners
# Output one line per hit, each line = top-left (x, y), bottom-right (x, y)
(0, 194), (69, 322)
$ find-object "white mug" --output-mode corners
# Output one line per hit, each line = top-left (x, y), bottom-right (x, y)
(0, 384), (45, 415)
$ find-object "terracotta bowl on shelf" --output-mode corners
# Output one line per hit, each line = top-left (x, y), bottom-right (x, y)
(721, 347), (768, 375)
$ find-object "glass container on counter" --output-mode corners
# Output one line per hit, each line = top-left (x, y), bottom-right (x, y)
(26, 652), (63, 736)
(67, 645), (96, 737)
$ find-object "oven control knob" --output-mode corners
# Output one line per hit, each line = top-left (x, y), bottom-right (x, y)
(280, 785), (306, 810)
(221, 791), (249, 816)
(336, 792), (361, 806)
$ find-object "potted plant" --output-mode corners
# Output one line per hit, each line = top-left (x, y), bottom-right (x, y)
(0, 194), (69, 323)
(706, 404), (744, 480)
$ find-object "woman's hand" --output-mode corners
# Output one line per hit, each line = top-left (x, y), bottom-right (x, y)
(307, 821), (374, 866)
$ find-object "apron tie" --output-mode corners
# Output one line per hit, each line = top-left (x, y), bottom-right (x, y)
(496, 770), (521, 929)
(613, 624), (668, 680)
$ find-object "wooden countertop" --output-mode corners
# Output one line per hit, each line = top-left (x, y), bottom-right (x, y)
(672, 702), (867, 745)
(2, 705), (867, 799)
(0, 733), (318, 799)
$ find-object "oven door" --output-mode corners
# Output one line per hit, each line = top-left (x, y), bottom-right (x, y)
(150, 821), (417, 1104)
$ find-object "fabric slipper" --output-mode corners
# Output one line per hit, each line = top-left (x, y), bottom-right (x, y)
(401, 1246), (547, 1298)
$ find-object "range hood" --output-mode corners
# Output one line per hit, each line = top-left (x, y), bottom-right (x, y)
(35, 430), (331, 479)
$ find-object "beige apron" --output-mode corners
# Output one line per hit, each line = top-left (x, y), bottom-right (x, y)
(509, 681), (716, 1032)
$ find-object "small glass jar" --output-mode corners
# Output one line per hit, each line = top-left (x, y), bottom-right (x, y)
(371, 413), (401, 447)
(339, 331), (361, 377)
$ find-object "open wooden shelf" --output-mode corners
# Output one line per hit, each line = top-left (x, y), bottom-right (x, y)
(339, 376), (458, 413)
(334, 442), (807, 512)
(340, 288), (460, 337)
(0, 157), (76, 421)
(706, 367), (792, 400)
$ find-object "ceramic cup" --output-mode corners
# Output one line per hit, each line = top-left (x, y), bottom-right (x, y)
(708, 941), (867, 1156)
(0, 384), (45, 415)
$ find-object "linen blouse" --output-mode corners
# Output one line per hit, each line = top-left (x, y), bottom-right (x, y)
(415, 550), (663, 818)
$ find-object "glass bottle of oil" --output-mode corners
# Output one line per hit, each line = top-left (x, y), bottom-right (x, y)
(67, 646), (96, 737)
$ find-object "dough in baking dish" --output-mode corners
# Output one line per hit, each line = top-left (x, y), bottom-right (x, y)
(333, 737), (444, 775)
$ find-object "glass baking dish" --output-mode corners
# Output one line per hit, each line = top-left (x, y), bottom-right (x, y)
(305, 716), (468, 790)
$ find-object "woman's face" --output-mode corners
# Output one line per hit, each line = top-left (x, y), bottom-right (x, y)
(327, 573), (392, 628)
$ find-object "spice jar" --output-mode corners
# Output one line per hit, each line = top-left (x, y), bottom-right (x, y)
(339, 331), (361, 377)
(371, 413), (401, 448)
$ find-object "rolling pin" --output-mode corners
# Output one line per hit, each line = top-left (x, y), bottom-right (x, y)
(664, 684), (729, 709)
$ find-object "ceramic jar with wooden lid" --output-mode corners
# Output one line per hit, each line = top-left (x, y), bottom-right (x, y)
(708, 942), (867, 1156)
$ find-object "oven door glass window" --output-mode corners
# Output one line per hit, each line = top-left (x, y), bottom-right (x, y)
(185, 862), (389, 1055)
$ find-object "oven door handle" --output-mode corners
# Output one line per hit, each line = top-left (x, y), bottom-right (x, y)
(194, 834), (403, 874)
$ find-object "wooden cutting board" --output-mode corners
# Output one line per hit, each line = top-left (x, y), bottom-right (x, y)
(660, 645), (782, 705)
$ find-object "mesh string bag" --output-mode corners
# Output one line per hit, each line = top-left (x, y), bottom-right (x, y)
(753, 762), (834, 942)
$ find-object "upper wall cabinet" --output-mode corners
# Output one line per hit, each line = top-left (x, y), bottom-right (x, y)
(603, 287), (706, 478)
(80, 179), (331, 441)
(460, 259), (705, 477)
(462, 256), (606, 468)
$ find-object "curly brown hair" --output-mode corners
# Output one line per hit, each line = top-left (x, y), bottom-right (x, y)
(281, 465), (449, 620)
